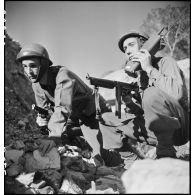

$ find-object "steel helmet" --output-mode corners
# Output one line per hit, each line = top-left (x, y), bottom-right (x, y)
(118, 30), (149, 53)
(16, 43), (53, 65)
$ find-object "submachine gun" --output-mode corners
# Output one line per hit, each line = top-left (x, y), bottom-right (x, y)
(32, 104), (49, 116)
(86, 74), (139, 120)
(87, 26), (170, 120)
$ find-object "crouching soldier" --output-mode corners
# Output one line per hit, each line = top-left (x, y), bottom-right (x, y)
(99, 30), (189, 159)
(16, 43), (123, 166)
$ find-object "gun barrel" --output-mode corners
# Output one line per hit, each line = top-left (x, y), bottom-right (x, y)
(87, 76), (116, 89)
(32, 104), (48, 115)
(86, 75), (138, 91)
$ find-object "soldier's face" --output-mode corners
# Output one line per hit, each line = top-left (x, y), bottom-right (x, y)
(123, 37), (140, 60)
(22, 58), (41, 83)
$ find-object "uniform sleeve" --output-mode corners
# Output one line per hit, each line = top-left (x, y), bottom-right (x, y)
(32, 83), (49, 109)
(148, 56), (186, 102)
(48, 68), (76, 137)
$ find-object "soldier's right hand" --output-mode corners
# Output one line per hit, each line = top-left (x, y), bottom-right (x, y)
(36, 114), (48, 127)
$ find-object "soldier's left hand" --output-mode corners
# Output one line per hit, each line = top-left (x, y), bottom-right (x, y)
(130, 49), (153, 73)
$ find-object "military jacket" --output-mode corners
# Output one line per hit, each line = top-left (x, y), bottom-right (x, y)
(32, 65), (108, 137)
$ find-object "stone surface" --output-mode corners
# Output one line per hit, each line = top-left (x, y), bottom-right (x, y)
(122, 158), (189, 193)
(16, 172), (35, 186)
(23, 147), (60, 172)
(6, 163), (23, 177)
(33, 147), (61, 170)
(86, 181), (119, 194)
(59, 178), (83, 194)
(95, 175), (125, 193)
(5, 149), (24, 164)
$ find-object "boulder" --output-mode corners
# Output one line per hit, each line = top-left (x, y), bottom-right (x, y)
(93, 175), (125, 193)
(121, 158), (189, 193)
(23, 147), (60, 172)
(59, 178), (83, 194)
(5, 149), (24, 164)
(16, 172), (35, 186)
(6, 163), (23, 177)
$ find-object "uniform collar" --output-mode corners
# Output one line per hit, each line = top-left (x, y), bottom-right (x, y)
(39, 68), (55, 90)
(39, 69), (48, 86)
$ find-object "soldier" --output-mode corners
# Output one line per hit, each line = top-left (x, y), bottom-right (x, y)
(100, 30), (189, 158)
(16, 43), (123, 166)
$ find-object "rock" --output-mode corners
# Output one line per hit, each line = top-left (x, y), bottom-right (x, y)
(6, 163), (23, 176)
(145, 147), (156, 159)
(96, 166), (125, 178)
(16, 172), (35, 186)
(23, 147), (60, 172)
(23, 118), (29, 124)
(24, 188), (37, 194)
(22, 153), (39, 173)
(13, 140), (25, 150)
(121, 158), (189, 193)
(30, 180), (47, 189)
(36, 186), (55, 194)
(66, 169), (94, 190)
(23, 134), (29, 139)
(61, 156), (88, 172)
(5, 149), (24, 164)
(95, 175), (125, 193)
(33, 169), (62, 193)
(33, 147), (61, 170)
(175, 141), (190, 160)
(96, 166), (115, 176)
(59, 178), (83, 194)
(86, 181), (119, 194)
(17, 120), (26, 130)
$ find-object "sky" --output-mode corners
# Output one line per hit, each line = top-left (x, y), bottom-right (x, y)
(5, 1), (187, 81)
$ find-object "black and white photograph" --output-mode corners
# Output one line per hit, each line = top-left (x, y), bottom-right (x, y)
(4, 1), (190, 194)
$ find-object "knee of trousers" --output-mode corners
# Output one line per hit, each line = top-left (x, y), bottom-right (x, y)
(101, 112), (117, 124)
(142, 87), (165, 130)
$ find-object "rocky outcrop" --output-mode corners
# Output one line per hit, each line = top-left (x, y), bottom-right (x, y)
(5, 31), (35, 111)
(5, 32), (39, 146)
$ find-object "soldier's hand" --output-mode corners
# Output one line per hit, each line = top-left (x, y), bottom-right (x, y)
(36, 114), (48, 127)
(35, 139), (56, 156)
(130, 49), (153, 73)
(122, 94), (133, 104)
(39, 126), (50, 136)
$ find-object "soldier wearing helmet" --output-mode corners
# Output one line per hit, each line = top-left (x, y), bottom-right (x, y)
(99, 30), (189, 159)
(16, 43), (53, 83)
(16, 43), (124, 166)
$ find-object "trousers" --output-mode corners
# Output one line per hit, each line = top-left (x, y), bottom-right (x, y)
(99, 87), (189, 157)
(79, 112), (123, 166)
